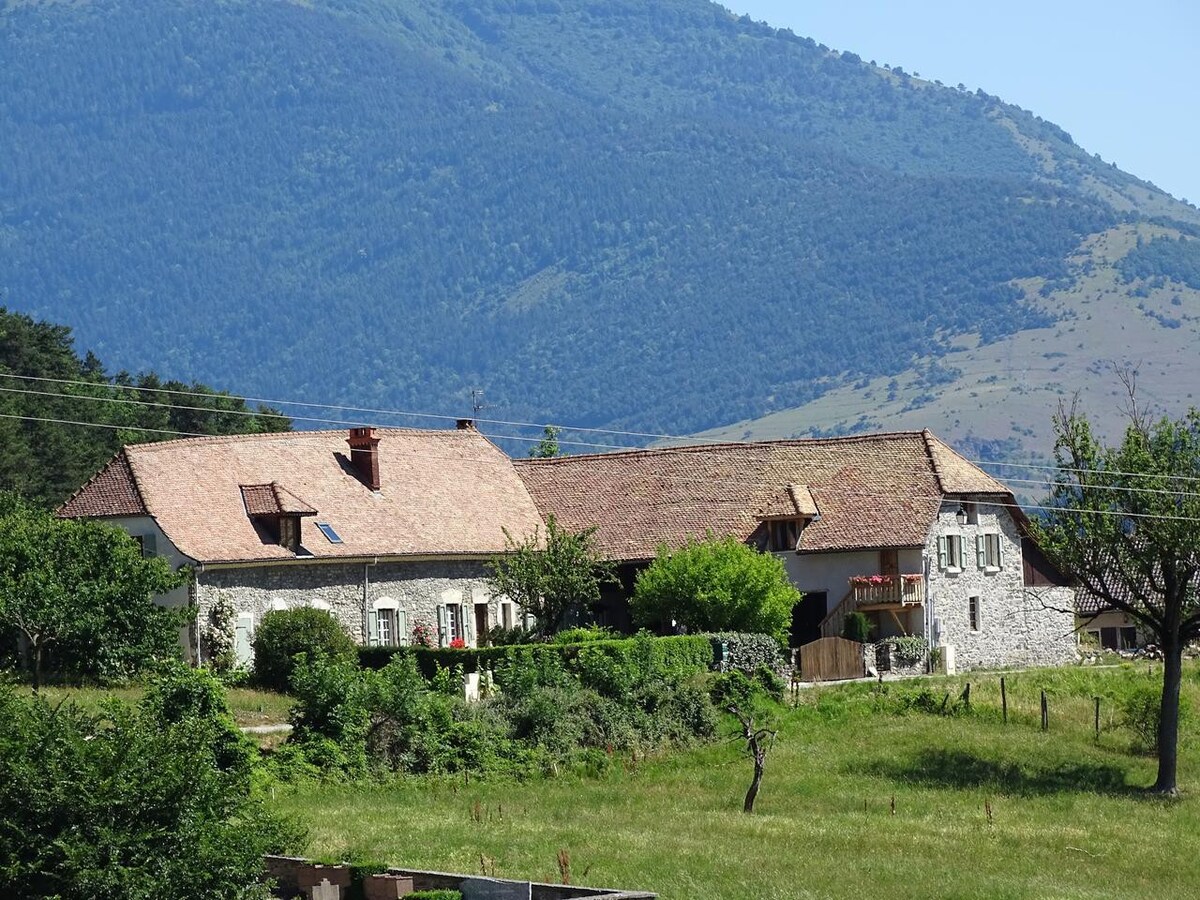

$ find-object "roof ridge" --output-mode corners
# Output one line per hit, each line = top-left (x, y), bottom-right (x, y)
(514, 430), (933, 465)
(126, 426), (482, 452)
(919, 428), (945, 494)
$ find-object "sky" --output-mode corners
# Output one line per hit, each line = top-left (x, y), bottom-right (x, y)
(727, 1), (1200, 205)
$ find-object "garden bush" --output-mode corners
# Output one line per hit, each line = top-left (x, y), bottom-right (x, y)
(253, 608), (356, 693)
(704, 632), (785, 673)
(0, 672), (302, 898)
(842, 611), (872, 642)
(289, 635), (718, 779)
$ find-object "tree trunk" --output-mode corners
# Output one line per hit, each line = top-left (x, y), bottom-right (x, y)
(744, 753), (765, 813)
(32, 642), (43, 693)
(1152, 633), (1183, 795)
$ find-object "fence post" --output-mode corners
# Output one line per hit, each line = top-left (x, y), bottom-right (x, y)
(1040, 690), (1048, 732)
(961, 682), (970, 711)
(1000, 676), (1007, 725)
(1094, 696), (1101, 743)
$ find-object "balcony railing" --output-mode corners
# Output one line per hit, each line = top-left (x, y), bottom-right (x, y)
(848, 574), (925, 608)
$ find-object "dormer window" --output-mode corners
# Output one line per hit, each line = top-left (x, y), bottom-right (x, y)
(766, 518), (802, 552)
(756, 483), (818, 553)
(240, 482), (318, 552)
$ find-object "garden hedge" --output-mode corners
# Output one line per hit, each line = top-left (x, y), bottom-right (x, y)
(358, 634), (713, 679)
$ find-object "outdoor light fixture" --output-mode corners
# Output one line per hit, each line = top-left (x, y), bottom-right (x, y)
(956, 504), (968, 526)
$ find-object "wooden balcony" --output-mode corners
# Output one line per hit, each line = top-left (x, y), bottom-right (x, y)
(819, 574), (925, 639)
(849, 574), (925, 610)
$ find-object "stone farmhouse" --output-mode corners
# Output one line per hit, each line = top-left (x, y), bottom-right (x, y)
(59, 423), (543, 666)
(514, 430), (1077, 671)
(60, 425), (1076, 671)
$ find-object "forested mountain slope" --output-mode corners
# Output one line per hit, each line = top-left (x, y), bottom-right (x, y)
(2, 0), (1196, 440)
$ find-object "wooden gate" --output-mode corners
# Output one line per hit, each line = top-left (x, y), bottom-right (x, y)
(798, 636), (865, 682)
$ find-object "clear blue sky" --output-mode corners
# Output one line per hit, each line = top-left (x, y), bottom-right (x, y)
(727, 1), (1199, 205)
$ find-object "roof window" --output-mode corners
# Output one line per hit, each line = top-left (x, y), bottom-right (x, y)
(316, 522), (343, 544)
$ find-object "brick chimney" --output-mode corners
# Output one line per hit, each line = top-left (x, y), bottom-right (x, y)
(456, 418), (475, 430)
(347, 427), (381, 491)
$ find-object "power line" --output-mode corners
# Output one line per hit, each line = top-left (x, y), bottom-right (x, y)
(3, 370), (1200, 487)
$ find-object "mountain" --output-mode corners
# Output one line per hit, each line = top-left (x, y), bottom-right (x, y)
(2, 0), (1198, 449)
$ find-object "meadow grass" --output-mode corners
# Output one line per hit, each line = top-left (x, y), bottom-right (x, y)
(272, 663), (1200, 899)
(20, 682), (293, 726)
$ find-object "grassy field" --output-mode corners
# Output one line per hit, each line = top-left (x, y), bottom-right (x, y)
(19, 683), (293, 727)
(271, 664), (1200, 899)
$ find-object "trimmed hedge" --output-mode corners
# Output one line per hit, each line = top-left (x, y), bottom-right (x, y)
(703, 632), (786, 673)
(359, 634), (713, 680)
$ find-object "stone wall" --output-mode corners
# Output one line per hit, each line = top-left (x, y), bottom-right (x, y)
(926, 501), (1075, 670)
(195, 558), (507, 664)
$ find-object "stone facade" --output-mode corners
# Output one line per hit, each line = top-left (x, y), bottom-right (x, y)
(195, 557), (513, 664)
(926, 500), (1075, 671)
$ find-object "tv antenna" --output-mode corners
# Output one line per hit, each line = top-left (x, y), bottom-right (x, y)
(470, 389), (486, 417)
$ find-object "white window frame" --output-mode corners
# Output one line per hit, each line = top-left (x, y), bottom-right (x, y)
(937, 533), (964, 572)
(369, 597), (408, 648)
(500, 600), (516, 631)
(977, 532), (1003, 571)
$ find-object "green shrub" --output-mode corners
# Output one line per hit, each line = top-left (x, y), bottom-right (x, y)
(253, 608), (356, 693)
(1120, 683), (1189, 754)
(842, 611), (872, 643)
(554, 625), (618, 643)
(0, 681), (303, 898)
(288, 654), (372, 775)
(705, 632), (785, 673)
(408, 891), (462, 900)
(631, 535), (799, 642)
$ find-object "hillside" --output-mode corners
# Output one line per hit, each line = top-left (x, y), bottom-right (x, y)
(2, 0), (1197, 442)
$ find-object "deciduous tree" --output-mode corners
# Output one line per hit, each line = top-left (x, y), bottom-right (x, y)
(1034, 397), (1200, 795)
(631, 535), (798, 643)
(488, 515), (616, 636)
(0, 495), (186, 687)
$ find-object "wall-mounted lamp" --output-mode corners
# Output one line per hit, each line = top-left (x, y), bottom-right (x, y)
(955, 504), (968, 526)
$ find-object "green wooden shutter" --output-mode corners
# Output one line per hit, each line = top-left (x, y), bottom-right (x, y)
(396, 610), (409, 646)
(937, 535), (948, 570)
(996, 534), (1004, 570)
(367, 609), (379, 646)
(976, 534), (987, 569)
(436, 605), (448, 647)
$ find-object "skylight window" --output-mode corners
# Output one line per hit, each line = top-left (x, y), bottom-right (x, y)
(316, 522), (343, 544)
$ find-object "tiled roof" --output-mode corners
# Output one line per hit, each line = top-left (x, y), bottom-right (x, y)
(58, 451), (147, 518)
(923, 431), (1011, 495)
(240, 483), (318, 517)
(757, 483), (819, 519)
(61, 428), (545, 564)
(515, 431), (984, 560)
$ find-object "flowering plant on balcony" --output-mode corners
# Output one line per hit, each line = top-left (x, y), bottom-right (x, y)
(849, 574), (895, 587)
(449, 637), (467, 649)
(849, 573), (924, 587)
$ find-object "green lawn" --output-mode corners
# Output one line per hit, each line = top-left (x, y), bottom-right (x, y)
(22, 683), (293, 728)
(271, 665), (1200, 899)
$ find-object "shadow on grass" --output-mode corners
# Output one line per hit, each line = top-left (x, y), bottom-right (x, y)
(852, 748), (1141, 797)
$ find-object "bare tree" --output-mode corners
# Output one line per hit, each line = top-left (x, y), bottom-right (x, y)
(728, 705), (777, 813)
